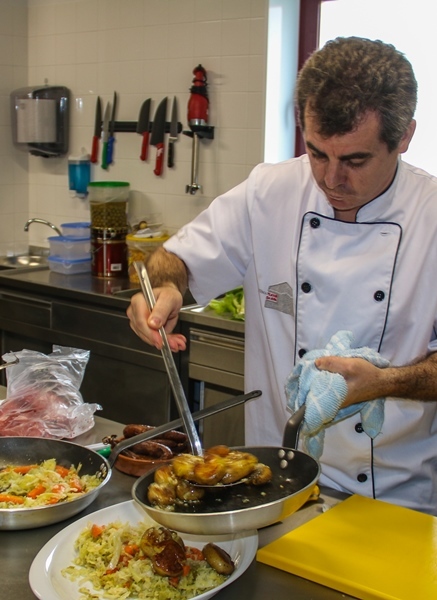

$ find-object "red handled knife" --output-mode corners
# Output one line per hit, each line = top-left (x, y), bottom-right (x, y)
(137, 98), (151, 161)
(90, 96), (102, 164)
(168, 96), (178, 168)
(150, 97), (168, 176)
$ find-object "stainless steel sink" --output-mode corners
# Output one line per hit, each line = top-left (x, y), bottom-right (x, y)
(0, 254), (49, 269)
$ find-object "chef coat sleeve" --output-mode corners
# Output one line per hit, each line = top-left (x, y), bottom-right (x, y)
(164, 169), (260, 305)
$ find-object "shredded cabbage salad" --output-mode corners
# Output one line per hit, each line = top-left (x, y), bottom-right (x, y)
(62, 520), (228, 600)
(0, 458), (102, 508)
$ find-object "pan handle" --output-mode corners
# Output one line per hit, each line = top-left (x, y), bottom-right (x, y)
(282, 404), (305, 449)
(106, 389), (262, 467)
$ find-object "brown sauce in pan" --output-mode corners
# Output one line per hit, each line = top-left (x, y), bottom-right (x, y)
(166, 473), (307, 514)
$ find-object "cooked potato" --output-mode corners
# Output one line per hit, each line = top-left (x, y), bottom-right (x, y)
(203, 542), (235, 575)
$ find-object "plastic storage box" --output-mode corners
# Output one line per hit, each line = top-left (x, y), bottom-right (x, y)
(48, 256), (91, 274)
(61, 222), (90, 237)
(48, 235), (91, 260)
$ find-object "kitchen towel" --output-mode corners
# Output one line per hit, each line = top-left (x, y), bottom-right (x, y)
(285, 330), (390, 459)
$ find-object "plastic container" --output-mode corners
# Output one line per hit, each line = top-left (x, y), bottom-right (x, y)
(48, 236), (91, 260)
(48, 256), (92, 275)
(88, 181), (130, 229)
(126, 232), (169, 283)
(61, 222), (90, 237)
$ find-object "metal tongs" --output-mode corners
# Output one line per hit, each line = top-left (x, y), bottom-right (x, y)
(133, 261), (203, 456)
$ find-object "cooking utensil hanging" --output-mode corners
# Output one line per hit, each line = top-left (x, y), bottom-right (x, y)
(106, 91), (117, 166)
(90, 96), (102, 164)
(133, 261), (203, 455)
(185, 64), (214, 194)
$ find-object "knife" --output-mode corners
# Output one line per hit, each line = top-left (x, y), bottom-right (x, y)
(101, 103), (111, 170)
(106, 91), (117, 166)
(137, 98), (151, 161)
(90, 96), (102, 164)
(167, 96), (178, 168)
(150, 97), (168, 176)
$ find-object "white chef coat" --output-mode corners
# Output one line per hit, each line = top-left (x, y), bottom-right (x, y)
(165, 155), (437, 515)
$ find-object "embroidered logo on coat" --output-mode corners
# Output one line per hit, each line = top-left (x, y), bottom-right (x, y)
(264, 282), (294, 316)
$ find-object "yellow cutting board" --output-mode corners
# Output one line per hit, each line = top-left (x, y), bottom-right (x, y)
(257, 495), (437, 600)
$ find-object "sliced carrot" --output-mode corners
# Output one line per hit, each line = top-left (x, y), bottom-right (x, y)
(123, 544), (140, 556)
(55, 465), (70, 478)
(69, 477), (83, 492)
(13, 465), (38, 474)
(182, 563), (191, 577)
(0, 493), (25, 504)
(186, 546), (204, 561)
(91, 523), (105, 538)
(51, 483), (67, 494)
(46, 497), (60, 505)
(27, 485), (46, 499)
(169, 576), (180, 587)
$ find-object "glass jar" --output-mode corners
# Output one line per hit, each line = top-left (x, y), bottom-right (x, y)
(88, 181), (130, 230)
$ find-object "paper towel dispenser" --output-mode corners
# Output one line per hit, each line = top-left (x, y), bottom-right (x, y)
(10, 85), (70, 157)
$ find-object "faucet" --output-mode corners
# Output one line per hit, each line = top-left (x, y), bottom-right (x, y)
(24, 218), (62, 236)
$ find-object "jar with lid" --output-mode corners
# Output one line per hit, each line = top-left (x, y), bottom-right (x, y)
(88, 181), (130, 230)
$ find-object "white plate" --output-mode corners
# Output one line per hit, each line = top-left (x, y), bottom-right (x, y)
(29, 499), (258, 600)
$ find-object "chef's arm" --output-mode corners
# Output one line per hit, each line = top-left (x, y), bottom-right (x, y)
(315, 352), (437, 407)
(126, 248), (188, 351)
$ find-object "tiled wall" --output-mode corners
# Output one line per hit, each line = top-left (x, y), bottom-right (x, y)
(1, 0), (268, 253)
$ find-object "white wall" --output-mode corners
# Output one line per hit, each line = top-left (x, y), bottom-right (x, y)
(1, 0), (269, 252)
(0, 0), (29, 256)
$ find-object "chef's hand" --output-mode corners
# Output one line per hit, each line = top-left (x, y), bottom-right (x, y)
(127, 286), (187, 352)
(315, 356), (385, 408)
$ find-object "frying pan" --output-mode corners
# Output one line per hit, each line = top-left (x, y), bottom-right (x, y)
(0, 391), (261, 530)
(132, 405), (319, 535)
(0, 437), (110, 531)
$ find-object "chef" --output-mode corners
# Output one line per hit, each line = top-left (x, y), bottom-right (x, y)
(128, 37), (437, 516)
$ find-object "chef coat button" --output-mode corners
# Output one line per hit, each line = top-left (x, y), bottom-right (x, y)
(374, 290), (385, 302)
(357, 473), (368, 483)
(355, 423), (364, 433)
(301, 282), (312, 293)
(298, 348), (307, 358)
(310, 217), (320, 228)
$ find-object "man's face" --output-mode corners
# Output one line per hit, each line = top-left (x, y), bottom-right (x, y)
(303, 108), (415, 221)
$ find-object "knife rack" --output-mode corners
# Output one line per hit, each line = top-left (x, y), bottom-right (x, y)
(104, 121), (183, 134)
(183, 125), (214, 140)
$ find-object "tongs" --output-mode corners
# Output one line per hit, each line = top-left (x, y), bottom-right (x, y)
(133, 261), (203, 455)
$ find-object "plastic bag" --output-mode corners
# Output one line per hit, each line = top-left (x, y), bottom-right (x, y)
(0, 346), (102, 439)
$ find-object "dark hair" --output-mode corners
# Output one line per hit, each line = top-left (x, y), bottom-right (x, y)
(295, 37), (417, 152)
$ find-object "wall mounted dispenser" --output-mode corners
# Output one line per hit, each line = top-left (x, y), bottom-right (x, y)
(10, 85), (70, 157)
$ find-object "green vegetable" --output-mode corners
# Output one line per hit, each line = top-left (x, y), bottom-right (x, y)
(209, 287), (245, 321)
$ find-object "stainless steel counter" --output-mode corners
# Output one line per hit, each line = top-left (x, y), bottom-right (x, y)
(1, 413), (352, 600)
(0, 266), (243, 334)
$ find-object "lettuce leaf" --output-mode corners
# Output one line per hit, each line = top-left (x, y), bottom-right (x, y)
(208, 287), (245, 321)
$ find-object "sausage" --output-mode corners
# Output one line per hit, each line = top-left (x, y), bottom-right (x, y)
(130, 441), (173, 459)
(122, 424), (154, 438)
(161, 430), (188, 443)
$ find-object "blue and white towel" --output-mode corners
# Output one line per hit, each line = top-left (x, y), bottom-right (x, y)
(285, 330), (390, 460)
